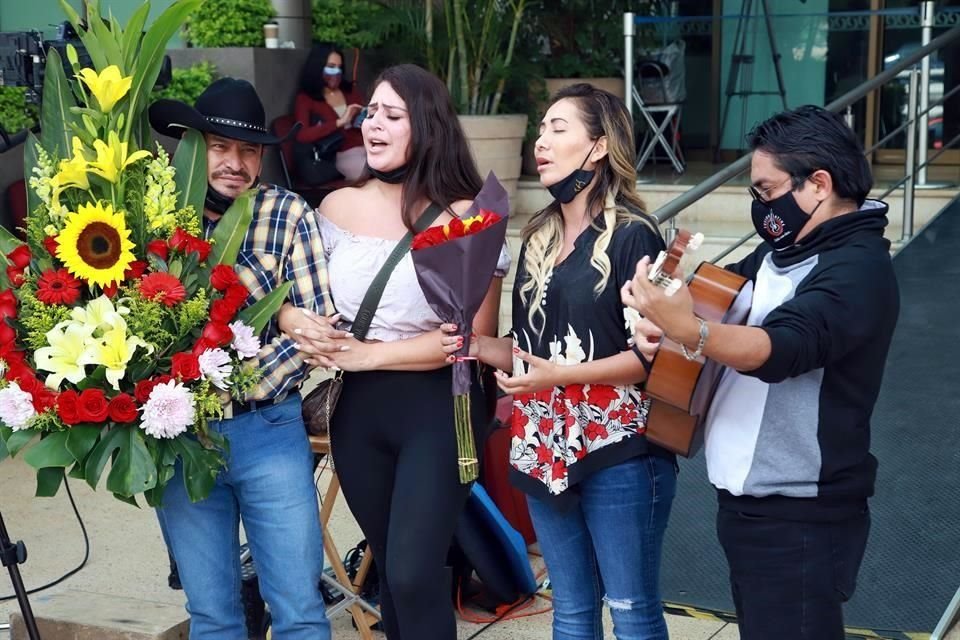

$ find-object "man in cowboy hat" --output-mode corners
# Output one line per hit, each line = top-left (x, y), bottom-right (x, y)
(149, 78), (340, 639)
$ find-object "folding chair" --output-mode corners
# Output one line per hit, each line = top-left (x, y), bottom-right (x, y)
(309, 435), (381, 638)
(633, 60), (685, 174)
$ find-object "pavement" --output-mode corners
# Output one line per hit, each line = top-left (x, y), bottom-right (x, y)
(0, 454), (738, 639)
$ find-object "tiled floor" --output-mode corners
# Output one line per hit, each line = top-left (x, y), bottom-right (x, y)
(0, 455), (734, 639)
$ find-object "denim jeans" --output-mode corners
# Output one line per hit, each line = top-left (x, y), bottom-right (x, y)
(716, 505), (870, 640)
(157, 394), (330, 640)
(527, 455), (677, 640)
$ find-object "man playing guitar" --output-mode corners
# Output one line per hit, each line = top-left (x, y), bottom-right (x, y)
(621, 105), (900, 640)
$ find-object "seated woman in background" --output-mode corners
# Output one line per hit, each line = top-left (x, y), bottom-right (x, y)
(294, 44), (366, 182)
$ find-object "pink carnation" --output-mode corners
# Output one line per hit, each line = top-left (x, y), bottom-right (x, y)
(0, 381), (36, 431)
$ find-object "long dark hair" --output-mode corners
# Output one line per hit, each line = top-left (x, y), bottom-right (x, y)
(299, 43), (353, 101)
(364, 64), (482, 232)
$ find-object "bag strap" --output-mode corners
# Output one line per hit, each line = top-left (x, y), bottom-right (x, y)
(350, 203), (444, 339)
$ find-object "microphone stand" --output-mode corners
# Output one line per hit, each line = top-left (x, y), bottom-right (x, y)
(0, 510), (42, 640)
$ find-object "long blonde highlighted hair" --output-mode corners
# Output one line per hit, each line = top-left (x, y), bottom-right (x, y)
(520, 83), (660, 336)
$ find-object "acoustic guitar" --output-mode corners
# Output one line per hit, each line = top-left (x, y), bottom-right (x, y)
(639, 230), (753, 457)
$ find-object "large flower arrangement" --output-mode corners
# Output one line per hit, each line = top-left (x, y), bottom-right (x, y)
(0, 0), (290, 506)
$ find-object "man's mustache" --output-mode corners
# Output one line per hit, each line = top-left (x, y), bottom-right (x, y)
(212, 169), (252, 181)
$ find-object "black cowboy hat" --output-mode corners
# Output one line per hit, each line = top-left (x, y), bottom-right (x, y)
(149, 77), (299, 145)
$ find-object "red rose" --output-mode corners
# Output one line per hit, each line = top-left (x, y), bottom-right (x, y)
(42, 236), (59, 258)
(209, 298), (239, 324)
(447, 218), (465, 238)
(0, 320), (15, 344)
(0, 289), (17, 319)
(224, 284), (249, 308)
(57, 390), (82, 425)
(31, 387), (58, 414)
(147, 239), (169, 261)
(108, 393), (139, 423)
(210, 264), (240, 291)
(6, 266), (24, 287)
(170, 352), (201, 381)
(77, 388), (110, 423)
(6, 245), (31, 270)
(12, 372), (40, 395)
(168, 228), (191, 252)
(411, 226), (448, 250)
(125, 260), (148, 280)
(134, 375), (173, 403)
(186, 237), (212, 262)
(201, 322), (233, 347)
(191, 337), (218, 356)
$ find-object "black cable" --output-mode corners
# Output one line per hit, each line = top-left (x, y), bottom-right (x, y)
(0, 475), (90, 601)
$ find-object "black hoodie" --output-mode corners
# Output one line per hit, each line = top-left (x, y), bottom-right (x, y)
(705, 200), (900, 521)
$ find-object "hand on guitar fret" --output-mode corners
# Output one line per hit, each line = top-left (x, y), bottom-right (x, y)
(621, 256), (700, 349)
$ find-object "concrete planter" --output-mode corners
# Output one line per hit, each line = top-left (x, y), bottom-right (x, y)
(458, 113), (528, 213)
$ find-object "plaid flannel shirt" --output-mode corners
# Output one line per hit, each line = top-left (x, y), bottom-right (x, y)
(203, 184), (334, 401)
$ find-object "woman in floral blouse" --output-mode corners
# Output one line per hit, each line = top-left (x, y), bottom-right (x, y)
(443, 83), (677, 639)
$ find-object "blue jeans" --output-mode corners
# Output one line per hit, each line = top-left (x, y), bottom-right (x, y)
(717, 505), (870, 640)
(157, 394), (330, 640)
(527, 455), (677, 640)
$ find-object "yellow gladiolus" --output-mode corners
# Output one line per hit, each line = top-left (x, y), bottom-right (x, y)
(87, 130), (151, 184)
(76, 65), (132, 113)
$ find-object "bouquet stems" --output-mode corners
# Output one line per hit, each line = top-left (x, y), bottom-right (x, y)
(454, 393), (478, 483)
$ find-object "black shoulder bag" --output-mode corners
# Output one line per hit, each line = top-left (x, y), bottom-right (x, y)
(302, 203), (444, 436)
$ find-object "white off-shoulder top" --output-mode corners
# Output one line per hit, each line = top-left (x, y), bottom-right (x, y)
(319, 214), (511, 342)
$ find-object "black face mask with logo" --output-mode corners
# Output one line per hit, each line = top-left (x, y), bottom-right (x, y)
(750, 189), (823, 250)
(547, 141), (598, 204)
(205, 177), (261, 216)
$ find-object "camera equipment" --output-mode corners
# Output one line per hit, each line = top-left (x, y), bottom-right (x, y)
(0, 510), (41, 640)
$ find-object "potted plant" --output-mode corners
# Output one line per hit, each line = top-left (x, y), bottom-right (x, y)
(182, 0), (276, 48)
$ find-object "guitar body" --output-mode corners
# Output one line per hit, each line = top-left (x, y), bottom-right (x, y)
(644, 262), (752, 457)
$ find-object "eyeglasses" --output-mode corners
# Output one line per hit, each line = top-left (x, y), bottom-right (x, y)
(747, 174), (812, 203)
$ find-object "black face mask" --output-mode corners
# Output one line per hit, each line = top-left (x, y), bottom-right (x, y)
(368, 164), (408, 184)
(547, 142), (597, 204)
(205, 178), (260, 216)
(750, 190), (823, 250)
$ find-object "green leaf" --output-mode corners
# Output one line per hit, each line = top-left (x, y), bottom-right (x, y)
(169, 437), (221, 503)
(84, 426), (125, 489)
(68, 462), (86, 480)
(23, 431), (74, 469)
(122, 2), (151, 72)
(24, 133), (42, 219)
(126, 0), (204, 141)
(172, 129), (207, 214)
(39, 48), (80, 159)
(87, 1), (125, 70)
(209, 190), (253, 267)
(58, 0), (108, 72)
(0, 224), (23, 256)
(5, 429), (39, 457)
(36, 467), (65, 497)
(66, 425), (102, 465)
(112, 492), (140, 507)
(106, 428), (157, 497)
(0, 428), (9, 462)
(237, 281), (293, 335)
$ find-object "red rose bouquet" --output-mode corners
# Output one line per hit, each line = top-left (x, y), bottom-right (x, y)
(411, 173), (509, 482)
(0, 0), (290, 506)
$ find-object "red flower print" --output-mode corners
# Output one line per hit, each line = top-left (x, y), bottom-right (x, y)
(586, 385), (620, 410)
(551, 460), (568, 481)
(584, 421), (609, 441)
(565, 384), (586, 405)
(538, 416), (553, 436)
(536, 443), (553, 465)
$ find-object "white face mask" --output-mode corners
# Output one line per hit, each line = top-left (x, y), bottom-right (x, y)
(323, 66), (342, 77)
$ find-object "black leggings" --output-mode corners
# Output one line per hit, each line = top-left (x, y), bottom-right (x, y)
(331, 366), (492, 640)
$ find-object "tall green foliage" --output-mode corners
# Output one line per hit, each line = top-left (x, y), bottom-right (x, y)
(152, 61), (217, 106)
(311, 0), (387, 48)
(0, 87), (38, 134)
(182, 0), (276, 47)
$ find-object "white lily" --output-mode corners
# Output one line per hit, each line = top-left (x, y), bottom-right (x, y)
(34, 322), (96, 389)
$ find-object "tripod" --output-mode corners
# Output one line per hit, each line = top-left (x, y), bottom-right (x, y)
(0, 510), (42, 640)
(716, 0), (788, 158)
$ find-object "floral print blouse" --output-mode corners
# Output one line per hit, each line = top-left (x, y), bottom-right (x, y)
(509, 216), (670, 505)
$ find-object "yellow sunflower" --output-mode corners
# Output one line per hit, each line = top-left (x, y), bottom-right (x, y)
(56, 201), (136, 288)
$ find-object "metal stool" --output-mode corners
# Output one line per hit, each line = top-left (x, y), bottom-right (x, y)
(309, 435), (380, 638)
(633, 60), (685, 174)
